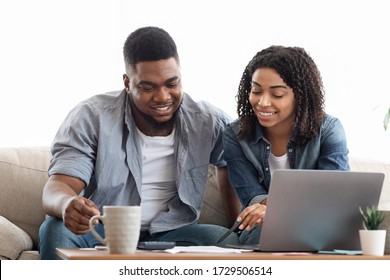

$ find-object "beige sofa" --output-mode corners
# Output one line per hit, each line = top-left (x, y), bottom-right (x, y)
(0, 146), (389, 260)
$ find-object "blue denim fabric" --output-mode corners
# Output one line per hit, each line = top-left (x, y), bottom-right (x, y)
(238, 226), (262, 245)
(222, 114), (350, 207)
(39, 216), (104, 260)
(48, 90), (232, 234)
(39, 216), (239, 259)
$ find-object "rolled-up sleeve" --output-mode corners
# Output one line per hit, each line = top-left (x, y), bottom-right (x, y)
(49, 102), (98, 185)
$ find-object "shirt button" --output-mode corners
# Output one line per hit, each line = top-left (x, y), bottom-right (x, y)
(265, 167), (269, 171)
(267, 146), (270, 150)
(288, 149), (293, 153)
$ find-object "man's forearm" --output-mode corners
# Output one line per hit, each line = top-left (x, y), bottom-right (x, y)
(42, 175), (84, 219)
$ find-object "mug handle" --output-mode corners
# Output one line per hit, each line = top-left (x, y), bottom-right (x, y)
(89, 215), (106, 245)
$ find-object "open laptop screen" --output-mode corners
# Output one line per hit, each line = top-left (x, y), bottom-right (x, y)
(258, 169), (384, 252)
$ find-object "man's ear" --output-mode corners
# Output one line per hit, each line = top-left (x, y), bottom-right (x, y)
(123, 74), (130, 92)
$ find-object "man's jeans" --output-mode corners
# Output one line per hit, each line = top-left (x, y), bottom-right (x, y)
(39, 216), (240, 259)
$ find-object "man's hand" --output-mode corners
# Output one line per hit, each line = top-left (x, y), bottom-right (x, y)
(236, 203), (267, 231)
(62, 197), (100, 235)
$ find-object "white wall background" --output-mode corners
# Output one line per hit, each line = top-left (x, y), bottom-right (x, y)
(1, 0), (389, 162)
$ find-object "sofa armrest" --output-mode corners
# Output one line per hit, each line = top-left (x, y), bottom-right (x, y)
(0, 216), (33, 260)
(0, 146), (51, 249)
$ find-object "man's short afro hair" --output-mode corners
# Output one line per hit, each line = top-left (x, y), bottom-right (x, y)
(123, 26), (179, 69)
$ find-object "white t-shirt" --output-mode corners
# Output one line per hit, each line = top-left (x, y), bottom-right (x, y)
(136, 128), (177, 230)
(269, 152), (290, 175)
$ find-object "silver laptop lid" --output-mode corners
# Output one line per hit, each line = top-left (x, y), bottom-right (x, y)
(259, 169), (384, 252)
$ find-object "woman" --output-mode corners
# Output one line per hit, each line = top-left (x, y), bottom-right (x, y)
(223, 46), (349, 244)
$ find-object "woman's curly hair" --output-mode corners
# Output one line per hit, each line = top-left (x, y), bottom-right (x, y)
(236, 46), (325, 144)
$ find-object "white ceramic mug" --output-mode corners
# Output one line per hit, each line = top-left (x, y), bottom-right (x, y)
(89, 206), (141, 254)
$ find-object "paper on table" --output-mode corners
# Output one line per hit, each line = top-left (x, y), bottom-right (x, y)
(318, 249), (362, 255)
(165, 246), (251, 254)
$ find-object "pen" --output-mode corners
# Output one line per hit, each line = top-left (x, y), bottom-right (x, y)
(217, 221), (242, 244)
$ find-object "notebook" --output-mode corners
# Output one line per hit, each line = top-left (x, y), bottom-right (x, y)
(239, 169), (384, 252)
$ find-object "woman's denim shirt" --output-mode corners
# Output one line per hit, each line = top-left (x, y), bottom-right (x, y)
(222, 114), (350, 207)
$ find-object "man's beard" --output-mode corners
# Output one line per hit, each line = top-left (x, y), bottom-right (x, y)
(131, 101), (180, 132)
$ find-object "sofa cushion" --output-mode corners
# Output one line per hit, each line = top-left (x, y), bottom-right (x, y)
(0, 216), (33, 259)
(17, 250), (40, 260)
(0, 147), (51, 249)
(199, 166), (229, 227)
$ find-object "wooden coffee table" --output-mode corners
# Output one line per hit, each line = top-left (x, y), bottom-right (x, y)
(56, 248), (390, 260)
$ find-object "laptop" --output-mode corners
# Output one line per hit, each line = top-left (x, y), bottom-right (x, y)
(237, 169), (384, 252)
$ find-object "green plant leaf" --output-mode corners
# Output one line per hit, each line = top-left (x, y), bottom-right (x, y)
(359, 206), (385, 230)
(384, 107), (390, 131)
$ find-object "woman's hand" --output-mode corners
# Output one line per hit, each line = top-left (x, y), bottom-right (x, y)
(236, 203), (267, 231)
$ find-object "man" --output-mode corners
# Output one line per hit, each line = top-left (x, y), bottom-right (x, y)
(39, 26), (240, 259)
